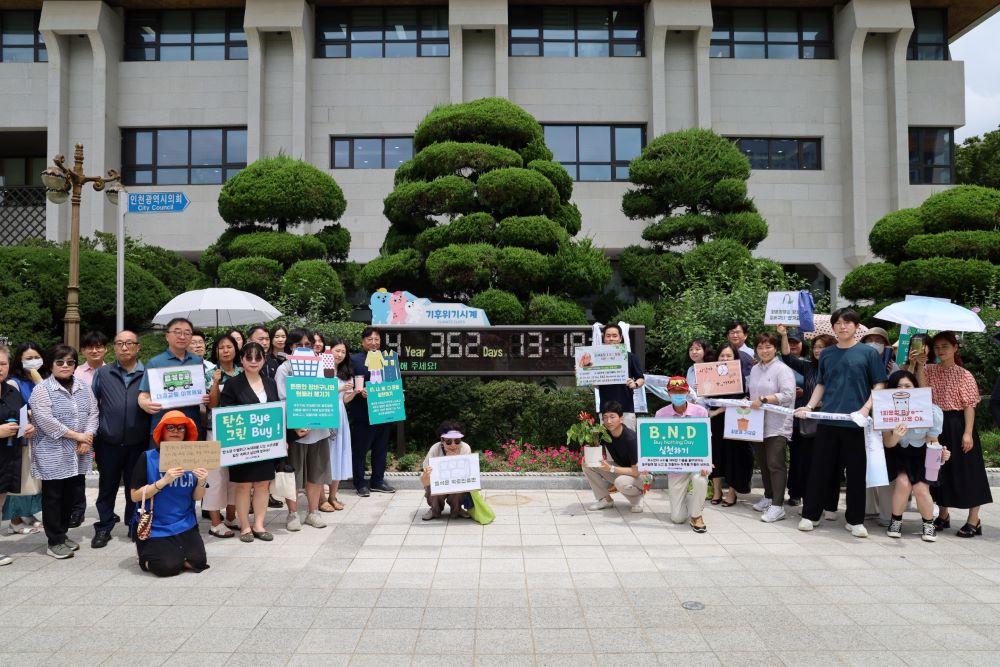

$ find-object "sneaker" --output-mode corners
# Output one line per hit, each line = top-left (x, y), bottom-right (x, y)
(356, 486), (371, 497)
(887, 519), (903, 538)
(63, 538), (80, 551)
(587, 498), (614, 511)
(0, 554), (11, 566)
(752, 497), (772, 512)
(286, 513), (302, 532)
(921, 521), (937, 542)
(761, 506), (786, 523)
(91, 531), (111, 549)
(798, 518), (816, 532)
(422, 509), (439, 521)
(47, 543), (74, 559)
(824, 510), (838, 521)
(846, 523), (868, 538)
(303, 513), (327, 529)
(68, 512), (83, 529)
(630, 504), (643, 514)
(370, 482), (396, 494)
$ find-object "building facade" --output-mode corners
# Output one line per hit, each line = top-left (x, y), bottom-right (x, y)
(0, 0), (996, 295)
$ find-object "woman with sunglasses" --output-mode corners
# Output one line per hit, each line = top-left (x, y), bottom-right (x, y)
(420, 421), (472, 521)
(29, 345), (98, 559)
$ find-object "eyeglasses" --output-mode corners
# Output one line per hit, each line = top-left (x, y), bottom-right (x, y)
(52, 359), (75, 367)
(114, 341), (138, 348)
(442, 439), (461, 445)
(164, 424), (186, 433)
(168, 329), (193, 338)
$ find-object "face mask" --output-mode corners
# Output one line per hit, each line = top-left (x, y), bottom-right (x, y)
(669, 394), (688, 407)
(866, 342), (885, 355)
(22, 359), (42, 371)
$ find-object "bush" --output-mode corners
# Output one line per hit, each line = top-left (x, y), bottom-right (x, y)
(476, 168), (560, 218)
(359, 249), (423, 292)
(315, 224), (351, 262)
(920, 185), (1000, 233)
(312, 321), (367, 351)
(425, 244), (496, 295)
(217, 257), (284, 301)
(466, 380), (543, 444)
(592, 290), (627, 324)
(280, 260), (347, 316)
(621, 190), (660, 219)
(711, 211), (768, 249)
(904, 230), (1000, 261)
(839, 262), (900, 301)
(228, 231), (327, 268)
(619, 245), (684, 299)
(495, 215), (565, 252)
(612, 301), (656, 329)
(681, 239), (754, 283)
(552, 203), (583, 236)
(199, 249), (226, 281)
(0, 288), (56, 351)
(519, 137), (554, 164)
(383, 227), (421, 255)
(898, 257), (996, 301)
(526, 294), (587, 325)
(469, 288), (525, 324)
(711, 178), (750, 212)
(956, 128), (1000, 190)
(868, 208), (924, 262)
(403, 376), (482, 447)
(117, 241), (206, 295)
(383, 176), (475, 230)
(527, 160), (573, 203)
(446, 212), (496, 244)
(413, 226), (450, 255)
(334, 261), (363, 297)
(406, 141), (522, 181)
(494, 247), (551, 296)
(413, 98), (544, 153)
(548, 239), (613, 297)
(521, 387), (598, 447)
(641, 214), (714, 246)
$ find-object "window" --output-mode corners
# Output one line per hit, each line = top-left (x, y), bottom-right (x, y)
(121, 127), (247, 185)
(124, 9), (247, 61)
(510, 6), (643, 57)
(0, 11), (46, 63)
(315, 7), (448, 58)
(908, 9), (949, 61)
(711, 8), (832, 59)
(730, 138), (821, 170)
(0, 157), (46, 186)
(543, 124), (644, 181)
(331, 137), (413, 169)
(909, 128), (953, 184)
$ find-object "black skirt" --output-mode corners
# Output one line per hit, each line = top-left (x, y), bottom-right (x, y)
(931, 410), (993, 509)
(227, 459), (276, 484)
(885, 444), (932, 486)
(709, 411), (754, 493)
(0, 444), (22, 494)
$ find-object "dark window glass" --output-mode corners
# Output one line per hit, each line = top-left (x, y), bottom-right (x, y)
(316, 7), (448, 58)
(0, 11), (46, 63)
(909, 127), (953, 184)
(123, 9), (247, 61)
(732, 137), (823, 170)
(510, 6), (643, 58)
(543, 7), (575, 40)
(908, 9), (949, 61)
(543, 124), (646, 182)
(330, 136), (414, 170)
(712, 8), (834, 60)
(121, 127), (247, 186)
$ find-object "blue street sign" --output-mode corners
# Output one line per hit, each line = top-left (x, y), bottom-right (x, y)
(127, 191), (189, 214)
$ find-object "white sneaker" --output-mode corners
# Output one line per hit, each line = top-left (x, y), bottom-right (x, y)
(286, 513), (302, 532)
(630, 504), (643, 513)
(752, 497), (772, 512)
(761, 506), (786, 523)
(587, 499), (614, 511)
(846, 523), (868, 538)
(824, 510), (838, 521)
(303, 512), (327, 529)
(0, 554), (11, 566)
(798, 518), (816, 531)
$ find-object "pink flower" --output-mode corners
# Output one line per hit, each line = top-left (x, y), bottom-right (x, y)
(995, 321), (1000, 328)
(972, 307), (981, 313)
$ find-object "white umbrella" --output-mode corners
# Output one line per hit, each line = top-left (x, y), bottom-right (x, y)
(153, 288), (282, 328)
(874, 297), (986, 333)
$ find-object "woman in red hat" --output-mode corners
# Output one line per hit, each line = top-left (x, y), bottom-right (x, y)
(129, 410), (209, 576)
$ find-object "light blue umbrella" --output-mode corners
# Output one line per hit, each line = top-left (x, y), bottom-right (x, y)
(874, 297), (985, 333)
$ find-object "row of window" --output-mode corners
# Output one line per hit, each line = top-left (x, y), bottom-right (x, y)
(0, 8), (949, 63)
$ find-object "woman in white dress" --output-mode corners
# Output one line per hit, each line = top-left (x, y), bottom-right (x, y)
(323, 338), (355, 512)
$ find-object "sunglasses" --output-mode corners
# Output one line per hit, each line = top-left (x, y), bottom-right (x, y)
(52, 359), (76, 367)
(442, 438), (461, 445)
(164, 424), (186, 433)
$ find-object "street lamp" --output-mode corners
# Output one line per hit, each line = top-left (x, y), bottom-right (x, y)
(42, 143), (120, 350)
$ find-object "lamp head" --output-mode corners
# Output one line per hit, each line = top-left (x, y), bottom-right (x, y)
(40, 167), (67, 190)
(46, 189), (69, 204)
(105, 184), (121, 206)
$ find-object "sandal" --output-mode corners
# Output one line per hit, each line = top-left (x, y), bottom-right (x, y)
(933, 515), (950, 530)
(23, 516), (42, 527)
(239, 531), (254, 543)
(6, 523), (40, 535)
(251, 530), (274, 542)
(721, 493), (737, 508)
(224, 520), (240, 531)
(331, 498), (344, 511)
(710, 496), (723, 505)
(956, 521), (982, 538)
(318, 502), (336, 513)
(208, 523), (235, 538)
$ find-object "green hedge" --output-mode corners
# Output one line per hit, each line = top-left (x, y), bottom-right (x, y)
(495, 215), (565, 252)
(468, 288), (525, 325)
(228, 231), (327, 268)
(476, 168), (560, 218)
(612, 301), (656, 329)
(447, 212), (496, 244)
(118, 242), (206, 295)
(839, 262), (900, 301)
(527, 159), (573, 203)
(526, 294), (587, 324)
(920, 185), (1000, 233)
(681, 239), (754, 282)
(619, 245), (684, 299)
(406, 141), (522, 181)
(641, 214), (713, 246)
(383, 176), (476, 230)
(413, 98), (544, 153)
(904, 230), (1000, 261)
(548, 239), (613, 298)
(280, 260), (347, 315)
(413, 226), (450, 255)
(621, 190), (660, 219)
(519, 137), (554, 164)
(495, 247), (551, 296)
(552, 203), (583, 236)
(897, 257), (997, 301)
(314, 224), (351, 263)
(383, 227), (420, 255)
(868, 208), (924, 262)
(711, 178), (750, 212)
(712, 211), (768, 249)
(359, 249), (423, 292)
(425, 244), (495, 294)
(217, 257), (284, 301)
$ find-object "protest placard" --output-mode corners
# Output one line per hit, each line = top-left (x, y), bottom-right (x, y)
(146, 364), (206, 409)
(158, 441), (222, 471)
(764, 291), (800, 325)
(286, 377), (341, 429)
(637, 417), (712, 472)
(212, 401), (287, 467)
(872, 387), (934, 430)
(693, 361), (743, 396)
(723, 407), (765, 442)
(367, 380), (406, 425)
(574, 344), (629, 386)
(429, 453), (481, 495)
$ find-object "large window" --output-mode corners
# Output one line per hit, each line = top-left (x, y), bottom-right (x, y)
(315, 7), (449, 58)
(509, 6), (643, 57)
(0, 157), (46, 186)
(124, 10), (247, 61)
(909, 128), (953, 185)
(908, 9), (949, 61)
(331, 137), (413, 169)
(731, 137), (821, 170)
(121, 128), (247, 185)
(711, 8), (833, 59)
(543, 124), (644, 181)
(0, 11), (46, 63)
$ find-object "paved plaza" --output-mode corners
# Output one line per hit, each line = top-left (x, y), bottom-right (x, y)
(1, 485), (999, 666)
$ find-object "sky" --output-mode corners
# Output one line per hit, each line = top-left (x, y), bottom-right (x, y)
(952, 10), (1000, 142)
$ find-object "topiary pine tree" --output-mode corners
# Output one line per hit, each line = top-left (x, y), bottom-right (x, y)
(362, 97), (609, 324)
(619, 128), (772, 299)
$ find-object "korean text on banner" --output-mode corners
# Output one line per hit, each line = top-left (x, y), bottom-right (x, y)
(146, 364), (206, 409)
(429, 453), (481, 495)
(764, 291), (800, 326)
(367, 380), (406, 425)
(693, 361), (744, 397)
(286, 377), (341, 429)
(158, 441), (222, 471)
(872, 387), (934, 430)
(637, 417), (712, 473)
(574, 344), (629, 387)
(723, 407), (765, 442)
(212, 401), (287, 467)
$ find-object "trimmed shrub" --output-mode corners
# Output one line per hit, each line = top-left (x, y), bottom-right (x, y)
(383, 176), (476, 230)
(621, 190), (660, 219)
(425, 244), (496, 295)
(446, 212), (496, 244)
(199, 248), (226, 280)
(495, 247), (551, 296)
(520, 387), (597, 447)
(334, 260), (363, 296)
(868, 208), (924, 262)
(359, 249), (423, 292)
(217, 257), (284, 301)
(313, 321), (367, 350)
(406, 141), (522, 181)
(519, 137), (554, 164)
(619, 245), (684, 299)
(711, 211), (768, 249)
(641, 214), (713, 246)
(612, 301), (656, 330)
(898, 257), (996, 301)
(402, 376), (483, 446)
(681, 239), (754, 282)
(839, 262), (900, 301)
(469, 288), (525, 325)
(552, 203), (583, 236)
(495, 215), (565, 252)
(315, 224), (351, 262)
(904, 230), (1000, 261)
(476, 168), (560, 218)
(413, 226), (450, 255)
(591, 290), (627, 324)
(527, 160), (573, 203)
(228, 231), (326, 268)
(466, 380), (543, 444)
(280, 260), (347, 315)
(920, 185), (1000, 233)
(383, 227), (420, 255)
(413, 98), (544, 152)
(710, 178), (750, 212)
(526, 294), (587, 325)
(0, 287), (55, 350)
(548, 239), (613, 297)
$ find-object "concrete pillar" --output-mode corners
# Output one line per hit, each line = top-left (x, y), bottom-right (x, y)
(886, 27), (913, 212)
(646, 0), (713, 137)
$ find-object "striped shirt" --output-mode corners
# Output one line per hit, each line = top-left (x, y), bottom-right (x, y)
(29, 377), (98, 480)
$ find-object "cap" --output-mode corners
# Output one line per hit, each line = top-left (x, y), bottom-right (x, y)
(152, 410), (199, 445)
(441, 430), (464, 440)
(666, 376), (690, 394)
(785, 328), (803, 342)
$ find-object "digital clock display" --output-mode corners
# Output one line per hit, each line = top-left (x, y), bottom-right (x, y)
(377, 326), (646, 376)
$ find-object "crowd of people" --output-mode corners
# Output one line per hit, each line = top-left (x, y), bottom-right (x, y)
(0, 308), (995, 574)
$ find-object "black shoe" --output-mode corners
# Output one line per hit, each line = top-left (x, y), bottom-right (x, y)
(356, 486), (371, 497)
(112, 513), (121, 524)
(268, 495), (284, 509)
(787, 498), (801, 507)
(68, 512), (84, 529)
(91, 531), (111, 549)
(370, 482), (396, 494)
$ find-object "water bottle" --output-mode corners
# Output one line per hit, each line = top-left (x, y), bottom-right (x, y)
(4, 418), (16, 448)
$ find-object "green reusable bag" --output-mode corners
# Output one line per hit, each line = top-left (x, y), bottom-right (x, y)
(467, 491), (495, 525)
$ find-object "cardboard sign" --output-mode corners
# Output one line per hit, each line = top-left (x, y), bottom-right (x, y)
(872, 387), (934, 430)
(575, 344), (629, 387)
(764, 291), (801, 325)
(693, 361), (743, 397)
(286, 377), (341, 429)
(146, 364), (207, 409)
(367, 380), (406, 425)
(637, 417), (712, 472)
(723, 407), (765, 442)
(429, 453), (481, 495)
(212, 401), (287, 467)
(158, 440), (222, 471)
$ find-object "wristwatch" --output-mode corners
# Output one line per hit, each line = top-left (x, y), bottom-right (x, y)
(759, 395), (768, 404)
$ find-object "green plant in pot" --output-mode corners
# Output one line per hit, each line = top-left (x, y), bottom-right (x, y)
(566, 411), (611, 467)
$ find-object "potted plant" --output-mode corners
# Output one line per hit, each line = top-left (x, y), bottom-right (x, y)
(566, 411), (611, 467)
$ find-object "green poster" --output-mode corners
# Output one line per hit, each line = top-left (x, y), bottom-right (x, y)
(895, 326), (926, 366)
(286, 377), (341, 429)
(636, 417), (712, 472)
(212, 401), (287, 467)
(367, 380), (406, 425)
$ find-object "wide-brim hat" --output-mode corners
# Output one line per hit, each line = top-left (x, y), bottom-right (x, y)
(152, 410), (199, 445)
(862, 327), (891, 344)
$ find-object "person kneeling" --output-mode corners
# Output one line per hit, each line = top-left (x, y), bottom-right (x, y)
(129, 410), (209, 576)
(583, 402), (644, 513)
(655, 377), (711, 533)
(421, 421), (473, 521)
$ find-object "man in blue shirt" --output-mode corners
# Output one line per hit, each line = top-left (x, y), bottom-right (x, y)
(138, 318), (208, 441)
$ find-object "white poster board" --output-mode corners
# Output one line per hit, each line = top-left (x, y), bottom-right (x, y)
(764, 291), (800, 325)
(574, 344), (629, 387)
(722, 407), (765, 442)
(871, 387), (934, 430)
(146, 364), (206, 409)
(429, 453), (481, 495)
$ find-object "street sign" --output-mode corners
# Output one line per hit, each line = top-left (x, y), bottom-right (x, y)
(127, 191), (189, 213)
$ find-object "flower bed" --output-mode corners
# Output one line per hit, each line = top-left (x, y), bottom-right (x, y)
(481, 440), (583, 473)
